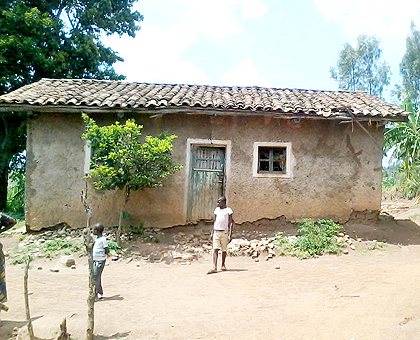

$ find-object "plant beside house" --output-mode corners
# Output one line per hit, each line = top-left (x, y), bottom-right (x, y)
(273, 219), (347, 259)
(81, 114), (182, 244)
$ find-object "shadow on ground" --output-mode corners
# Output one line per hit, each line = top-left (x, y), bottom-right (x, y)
(94, 331), (131, 339)
(344, 219), (420, 246)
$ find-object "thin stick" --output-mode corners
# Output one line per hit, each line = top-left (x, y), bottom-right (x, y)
(24, 258), (34, 340)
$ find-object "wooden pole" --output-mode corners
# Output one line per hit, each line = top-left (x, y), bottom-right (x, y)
(83, 228), (95, 340)
(24, 258), (34, 340)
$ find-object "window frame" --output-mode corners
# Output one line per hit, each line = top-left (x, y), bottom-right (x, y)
(253, 142), (292, 178)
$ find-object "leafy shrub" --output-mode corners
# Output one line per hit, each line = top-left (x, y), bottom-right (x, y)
(107, 240), (122, 251)
(274, 219), (345, 259)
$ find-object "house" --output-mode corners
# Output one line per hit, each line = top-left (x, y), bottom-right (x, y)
(0, 78), (408, 231)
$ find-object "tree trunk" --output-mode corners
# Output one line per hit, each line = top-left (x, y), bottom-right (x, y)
(0, 163), (8, 211)
(83, 228), (95, 340)
(116, 187), (130, 246)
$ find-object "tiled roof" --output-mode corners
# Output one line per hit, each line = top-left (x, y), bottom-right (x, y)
(0, 78), (408, 120)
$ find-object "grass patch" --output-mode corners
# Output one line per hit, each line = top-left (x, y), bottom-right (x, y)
(7, 235), (84, 265)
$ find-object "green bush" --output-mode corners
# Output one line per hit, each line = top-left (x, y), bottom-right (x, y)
(274, 219), (345, 259)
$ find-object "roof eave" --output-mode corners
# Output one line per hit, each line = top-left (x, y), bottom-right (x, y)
(0, 104), (408, 122)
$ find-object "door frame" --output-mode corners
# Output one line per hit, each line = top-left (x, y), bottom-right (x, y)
(184, 138), (232, 222)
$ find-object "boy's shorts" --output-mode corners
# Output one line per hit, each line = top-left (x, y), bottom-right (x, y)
(213, 230), (229, 251)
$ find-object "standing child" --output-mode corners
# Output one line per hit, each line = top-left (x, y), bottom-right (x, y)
(207, 196), (233, 274)
(92, 223), (109, 301)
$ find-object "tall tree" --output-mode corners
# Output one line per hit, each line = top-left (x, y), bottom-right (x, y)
(330, 35), (391, 98)
(399, 22), (420, 110)
(0, 0), (143, 210)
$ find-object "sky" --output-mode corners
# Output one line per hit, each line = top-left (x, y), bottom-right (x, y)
(102, 0), (420, 104)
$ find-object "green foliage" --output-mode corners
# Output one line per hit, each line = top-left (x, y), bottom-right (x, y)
(330, 35), (390, 98)
(0, 0), (143, 211)
(81, 114), (182, 192)
(399, 22), (420, 110)
(7, 152), (25, 214)
(125, 223), (145, 235)
(107, 240), (122, 252)
(274, 219), (345, 259)
(384, 110), (420, 169)
(382, 165), (420, 199)
(7, 236), (84, 264)
(383, 96), (420, 199)
(0, 0), (143, 93)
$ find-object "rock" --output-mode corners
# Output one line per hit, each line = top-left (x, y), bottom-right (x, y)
(338, 232), (345, 237)
(202, 244), (212, 251)
(50, 268), (59, 272)
(59, 256), (75, 267)
(349, 245), (356, 251)
(255, 258), (259, 262)
(343, 249), (349, 255)
(275, 265), (280, 269)
(70, 265), (76, 269)
(181, 254), (195, 261)
(37, 266), (43, 270)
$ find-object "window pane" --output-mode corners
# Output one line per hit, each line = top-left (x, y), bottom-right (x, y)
(272, 161), (283, 172)
(259, 148), (270, 160)
(259, 160), (269, 171)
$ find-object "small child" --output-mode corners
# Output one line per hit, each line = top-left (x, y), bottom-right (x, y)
(207, 196), (233, 274)
(92, 223), (109, 301)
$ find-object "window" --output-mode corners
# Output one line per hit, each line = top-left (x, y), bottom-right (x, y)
(258, 147), (286, 173)
(253, 142), (292, 178)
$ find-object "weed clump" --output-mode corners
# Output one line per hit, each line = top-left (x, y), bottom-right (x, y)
(274, 219), (346, 259)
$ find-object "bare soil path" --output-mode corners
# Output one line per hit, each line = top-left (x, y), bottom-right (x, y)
(3, 208), (420, 339)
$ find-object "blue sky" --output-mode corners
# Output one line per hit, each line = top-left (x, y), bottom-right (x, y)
(102, 0), (420, 103)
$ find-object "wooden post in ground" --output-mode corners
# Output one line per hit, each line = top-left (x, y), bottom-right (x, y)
(24, 258), (34, 340)
(83, 228), (95, 340)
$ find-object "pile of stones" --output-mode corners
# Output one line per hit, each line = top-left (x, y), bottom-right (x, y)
(227, 238), (277, 261)
(3, 223), (375, 266)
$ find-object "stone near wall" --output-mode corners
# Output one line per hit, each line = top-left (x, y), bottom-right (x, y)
(59, 255), (75, 267)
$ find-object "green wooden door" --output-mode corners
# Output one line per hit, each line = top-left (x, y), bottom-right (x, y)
(188, 146), (225, 221)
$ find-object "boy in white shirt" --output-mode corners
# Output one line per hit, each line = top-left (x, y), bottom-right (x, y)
(207, 196), (233, 274)
(92, 223), (109, 300)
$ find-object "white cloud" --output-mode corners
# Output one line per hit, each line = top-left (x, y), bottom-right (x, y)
(103, 26), (209, 85)
(103, 0), (268, 84)
(313, 0), (420, 38)
(240, 0), (268, 19)
(186, 0), (267, 39)
(222, 58), (271, 87)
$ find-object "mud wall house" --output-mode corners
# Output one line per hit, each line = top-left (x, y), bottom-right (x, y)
(0, 79), (408, 231)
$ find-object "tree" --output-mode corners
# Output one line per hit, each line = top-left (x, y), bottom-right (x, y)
(81, 114), (182, 244)
(330, 34), (391, 98)
(0, 0), (143, 211)
(399, 22), (420, 110)
(383, 95), (420, 199)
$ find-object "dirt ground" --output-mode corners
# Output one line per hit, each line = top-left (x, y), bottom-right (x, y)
(3, 202), (420, 340)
